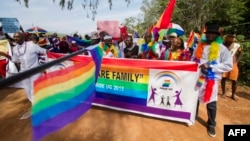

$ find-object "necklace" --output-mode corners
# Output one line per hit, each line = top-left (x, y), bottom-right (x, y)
(17, 42), (27, 57)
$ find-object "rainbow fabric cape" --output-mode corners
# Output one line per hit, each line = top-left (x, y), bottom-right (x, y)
(32, 46), (103, 141)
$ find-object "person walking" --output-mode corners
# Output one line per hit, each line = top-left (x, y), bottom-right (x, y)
(221, 34), (243, 100)
(192, 21), (233, 137)
(0, 32), (48, 119)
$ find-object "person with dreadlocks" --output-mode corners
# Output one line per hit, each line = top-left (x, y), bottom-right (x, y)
(192, 21), (233, 137)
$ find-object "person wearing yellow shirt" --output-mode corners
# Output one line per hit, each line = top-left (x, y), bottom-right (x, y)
(102, 35), (118, 58)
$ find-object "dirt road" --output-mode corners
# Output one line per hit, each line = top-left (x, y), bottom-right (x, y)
(0, 83), (249, 141)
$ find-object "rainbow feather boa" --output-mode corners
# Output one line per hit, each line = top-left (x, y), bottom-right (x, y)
(194, 36), (222, 103)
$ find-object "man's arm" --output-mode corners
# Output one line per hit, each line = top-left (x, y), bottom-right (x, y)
(0, 51), (11, 60)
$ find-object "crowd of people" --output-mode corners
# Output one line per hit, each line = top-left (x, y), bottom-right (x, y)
(0, 20), (243, 138)
(94, 30), (192, 61)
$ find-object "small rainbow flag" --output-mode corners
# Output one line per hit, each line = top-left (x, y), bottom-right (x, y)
(32, 46), (103, 141)
(200, 26), (206, 41)
(196, 75), (206, 88)
(187, 30), (200, 50)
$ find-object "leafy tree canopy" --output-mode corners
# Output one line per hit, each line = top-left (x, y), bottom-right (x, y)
(124, 0), (248, 36)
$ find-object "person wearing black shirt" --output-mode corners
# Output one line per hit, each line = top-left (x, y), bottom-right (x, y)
(123, 35), (139, 59)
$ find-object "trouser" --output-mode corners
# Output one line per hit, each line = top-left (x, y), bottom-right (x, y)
(196, 101), (217, 128)
(207, 101), (217, 128)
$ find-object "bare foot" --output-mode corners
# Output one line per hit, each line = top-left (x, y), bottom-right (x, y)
(221, 94), (226, 98)
(231, 95), (238, 101)
(20, 110), (31, 120)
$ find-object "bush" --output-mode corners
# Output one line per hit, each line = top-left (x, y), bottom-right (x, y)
(236, 35), (245, 42)
(238, 41), (250, 86)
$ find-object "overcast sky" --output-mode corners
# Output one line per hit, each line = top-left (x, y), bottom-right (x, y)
(0, 0), (142, 35)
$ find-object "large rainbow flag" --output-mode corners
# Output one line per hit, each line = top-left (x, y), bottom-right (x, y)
(151, 0), (176, 40)
(32, 46), (103, 141)
(154, 0), (176, 29)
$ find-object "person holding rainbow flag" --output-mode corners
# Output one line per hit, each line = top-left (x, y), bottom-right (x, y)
(138, 31), (160, 60)
(192, 21), (233, 137)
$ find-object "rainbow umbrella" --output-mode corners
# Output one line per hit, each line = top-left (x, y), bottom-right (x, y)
(26, 27), (47, 33)
(166, 23), (185, 36)
(157, 23), (185, 41)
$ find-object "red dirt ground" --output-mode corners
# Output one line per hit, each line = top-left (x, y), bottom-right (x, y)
(0, 82), (249, 141)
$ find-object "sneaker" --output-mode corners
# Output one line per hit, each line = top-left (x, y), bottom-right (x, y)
(207, 126), (216, 137)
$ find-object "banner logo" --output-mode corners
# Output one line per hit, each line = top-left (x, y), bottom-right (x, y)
(148, 71), (183, 108)
(155, 71), (181, 91)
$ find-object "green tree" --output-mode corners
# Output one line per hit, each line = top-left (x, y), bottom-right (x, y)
(124, 0), (247, 35)
(173, 0), (247, 34)
(123, 0), (167, 37)
(122, 14), (145, 36)
(140, 0), (168, 30)
(238, 40), (250, 86)
(223, 0), (250, 37)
